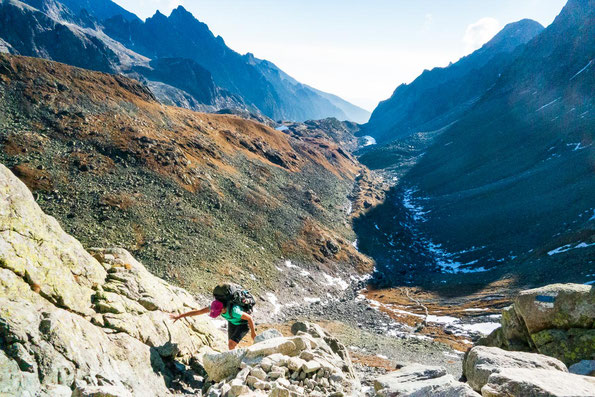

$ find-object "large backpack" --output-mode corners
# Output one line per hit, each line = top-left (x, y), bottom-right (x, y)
(213, 283), (256, 314)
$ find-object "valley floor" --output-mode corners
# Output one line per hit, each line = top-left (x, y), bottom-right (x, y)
(241, 273), (516, 391)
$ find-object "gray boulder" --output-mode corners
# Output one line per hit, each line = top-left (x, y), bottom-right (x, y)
(499, 305), (533, 351)
(72, 384), (133, 397)
(254, 328), (283, 343)
(482, 368), (595, 397)
(244, 337), (300, 359)
(480, 283), (594, 366)
(0, 164), (225, 396)
(530, 328), (595, 367)
(463, 346), (567, 392)
(374, 364), (480, 397)
(513, 284), (594, 334)
(203, 349), (247, 382)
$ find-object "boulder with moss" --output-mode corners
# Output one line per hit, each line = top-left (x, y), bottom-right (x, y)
(480, 283), (594, 366)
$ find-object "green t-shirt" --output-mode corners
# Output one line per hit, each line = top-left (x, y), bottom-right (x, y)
(221, 305), (246, 325)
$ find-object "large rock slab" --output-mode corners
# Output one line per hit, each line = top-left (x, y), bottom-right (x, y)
(463, 346), (567, 392)
(0, 164), (225, 396)
(254, 328), (283, 343)
(245, 338), (299, 359)
(0, 164), (105, 316)
(203, 349), (247, 382)
(374, 364), (480, 397)
(482, 368), (595, 397)
(513, 284), (594, 334)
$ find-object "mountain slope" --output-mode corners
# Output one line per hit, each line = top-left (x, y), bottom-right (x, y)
(102, 5), (368, 122)
(0, 53), (372, 296)
(363, 19), (544, 143)
(356, 0), (594, 291)
(1, 0), (367, 122)
(0, 0), (254, 115)
(0, 0), (121, 73)
(129, 57), (247, 112)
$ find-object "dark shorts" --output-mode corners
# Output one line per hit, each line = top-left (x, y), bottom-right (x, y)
(228, 322), (249, 343)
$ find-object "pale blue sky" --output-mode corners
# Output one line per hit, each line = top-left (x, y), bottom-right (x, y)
(113, 0), (567, 110)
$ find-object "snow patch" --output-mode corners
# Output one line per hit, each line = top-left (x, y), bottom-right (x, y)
(402, 188), (430, 222)
(266, 292), (282, 315)
(426, 315), (459, 325)
(284, 260), (298, 268)
(304, 297), (321, 304)
(362, 135), (377, 146)
(570, 59), (593, 81)
(548, 242), (595, 256)
(536, 98), (560, 112)
(459, 322), (501, 334)
(322, 273), (349, 290)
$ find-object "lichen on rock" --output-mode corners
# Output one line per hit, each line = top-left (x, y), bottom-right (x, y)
(0, 163), (225, 396)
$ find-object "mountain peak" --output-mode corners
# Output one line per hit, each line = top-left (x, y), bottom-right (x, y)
(169, 4), (196, 21)
(151, 9), (166, 19)
(481, 18), (544, 53)
(170, 5), (191, 17)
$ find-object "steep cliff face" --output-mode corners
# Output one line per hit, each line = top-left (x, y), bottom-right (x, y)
(0, 163), (226, 396)
(0, 54), (372, 296)
(0, 0), (123, 73)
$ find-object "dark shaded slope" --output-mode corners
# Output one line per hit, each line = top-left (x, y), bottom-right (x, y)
(356, 0), (594, 293)
(19, 0), (139, 23)
(363, 19), (544, 144)
(0, 0), (119, 72)
(131, 58), (245, 109)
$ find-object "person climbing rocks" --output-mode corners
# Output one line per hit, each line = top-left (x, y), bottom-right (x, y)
(170, 284), (257, 350)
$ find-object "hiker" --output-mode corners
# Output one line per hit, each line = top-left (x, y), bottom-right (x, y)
(170, 284), (257, 350)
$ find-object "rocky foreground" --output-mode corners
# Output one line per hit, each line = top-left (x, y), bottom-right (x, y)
(1, 162), (594, 396)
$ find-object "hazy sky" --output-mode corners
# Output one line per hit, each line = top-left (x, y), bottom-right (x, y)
(113, 0), (567, 111)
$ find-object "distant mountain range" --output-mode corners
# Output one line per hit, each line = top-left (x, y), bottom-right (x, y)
(0, 0), (370, 123)
(362, 19), (544, 144)
(356, 0), (594, 290)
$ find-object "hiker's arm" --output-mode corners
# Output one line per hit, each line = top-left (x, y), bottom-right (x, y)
(170, 307), (210, 322)
(241, 313), (257, 340)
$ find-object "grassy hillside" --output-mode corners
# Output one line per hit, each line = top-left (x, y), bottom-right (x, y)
(0, 54), (372, 294)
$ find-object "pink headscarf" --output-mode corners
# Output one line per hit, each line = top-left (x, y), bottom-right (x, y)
(209, 300), (224, 318)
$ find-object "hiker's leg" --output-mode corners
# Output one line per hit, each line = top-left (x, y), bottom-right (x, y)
(227, 323), (249, 350)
